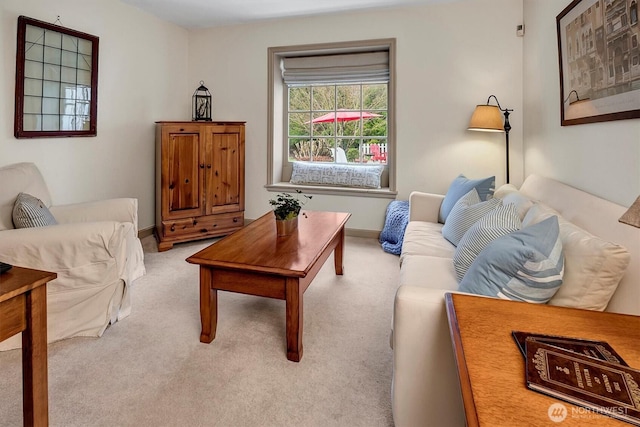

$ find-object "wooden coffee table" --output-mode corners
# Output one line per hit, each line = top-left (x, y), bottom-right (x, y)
(186, 210), (350, 362)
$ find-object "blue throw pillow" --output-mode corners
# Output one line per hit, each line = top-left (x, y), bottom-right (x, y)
(458, 216), (564, 303)
(453, 203), (521, 281)
(439, 174), (495, 223)
(442, 189), (502, 246)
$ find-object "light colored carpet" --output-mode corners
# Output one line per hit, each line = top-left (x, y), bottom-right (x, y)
(0, 235), (400, 426)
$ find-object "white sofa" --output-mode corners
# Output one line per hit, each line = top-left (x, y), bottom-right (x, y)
(391, 174), (639, 426)
(0, 162), (146, 350)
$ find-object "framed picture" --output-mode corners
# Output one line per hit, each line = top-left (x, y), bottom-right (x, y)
(14, 16), (99, 138)
(556, 0), (640, 126)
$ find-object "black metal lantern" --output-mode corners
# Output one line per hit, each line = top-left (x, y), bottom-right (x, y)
(192, 81), (212, 121)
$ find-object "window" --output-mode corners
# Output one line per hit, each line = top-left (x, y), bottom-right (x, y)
(267, 39), (396, 197)
(286, 84), (388, 165)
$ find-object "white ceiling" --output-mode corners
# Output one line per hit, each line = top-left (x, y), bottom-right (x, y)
(119, 0), (452, 29)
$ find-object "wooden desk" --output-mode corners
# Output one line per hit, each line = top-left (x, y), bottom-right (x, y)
(445, 293), (640, 426)
(0, 266), (56, 427)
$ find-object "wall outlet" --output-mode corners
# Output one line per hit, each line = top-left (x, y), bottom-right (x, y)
(517, 24), (525, 37)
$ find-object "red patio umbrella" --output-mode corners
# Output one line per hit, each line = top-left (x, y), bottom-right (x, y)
(307, 110), (382, 123)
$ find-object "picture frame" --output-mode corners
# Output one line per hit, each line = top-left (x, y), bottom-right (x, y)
(556, 0), (640, 126)
(14, 16), (99, 138)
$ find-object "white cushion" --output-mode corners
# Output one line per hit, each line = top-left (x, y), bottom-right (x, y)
(399, 255), (459, 291)
(523, 203), (630, 311)
(493, 183), (519, 199)
(400, 221), (455, 263)
(494, 185), (534, 221)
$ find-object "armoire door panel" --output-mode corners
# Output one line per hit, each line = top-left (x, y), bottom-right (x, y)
(164, 132), (202, 219)
(207, 132), (241, 214)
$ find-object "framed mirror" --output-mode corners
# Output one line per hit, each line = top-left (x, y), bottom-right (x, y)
(14, 16), (99, 138)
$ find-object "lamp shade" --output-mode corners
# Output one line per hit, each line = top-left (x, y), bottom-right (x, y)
(619, 196), (640, 228)
(468, 105), (504, 132)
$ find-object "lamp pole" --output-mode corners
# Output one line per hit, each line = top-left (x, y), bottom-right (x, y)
(503, 108), (511, 184)
(486, 95), (512, 184)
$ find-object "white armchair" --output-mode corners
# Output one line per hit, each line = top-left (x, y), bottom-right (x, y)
(0, 162), (145, 350)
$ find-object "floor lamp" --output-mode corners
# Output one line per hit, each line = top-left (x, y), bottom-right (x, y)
(468, 95), (513, 183)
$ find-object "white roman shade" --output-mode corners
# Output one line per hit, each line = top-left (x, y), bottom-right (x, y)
(281, 51), (389, 85)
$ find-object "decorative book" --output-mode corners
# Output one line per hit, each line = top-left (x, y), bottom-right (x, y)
(513, 331), (628, 366)
(526, 339), (640, 426)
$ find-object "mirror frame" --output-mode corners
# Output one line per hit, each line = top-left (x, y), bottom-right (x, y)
(14, 16), (99, 138)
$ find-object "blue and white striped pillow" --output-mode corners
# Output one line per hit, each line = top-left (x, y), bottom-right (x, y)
(453, 203), (521, 281)
(438, 174), (495, 223)
(458, 216), (564, 303)
(442, 189), (502, 246)
(12, 192), (57, 228)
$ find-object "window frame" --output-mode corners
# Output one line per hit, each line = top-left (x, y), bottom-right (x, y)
(267, 39), (397, 198)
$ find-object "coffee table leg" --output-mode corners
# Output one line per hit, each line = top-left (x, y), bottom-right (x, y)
(334, 227), (345, 275)
(285, 277), (303, 362)
(199, 267), (217, 343)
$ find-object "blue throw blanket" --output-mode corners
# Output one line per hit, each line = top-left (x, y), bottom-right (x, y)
(379, 200), (410, 255)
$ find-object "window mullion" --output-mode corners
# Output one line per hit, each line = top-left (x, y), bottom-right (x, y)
(334, 85), (338, 162)
(360, 83), (364, 154)
(310, 86), (314, 162)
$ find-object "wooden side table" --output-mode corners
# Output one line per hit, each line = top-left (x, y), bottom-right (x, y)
(445, 293), (640, 426)
(0, 266), (56, 427)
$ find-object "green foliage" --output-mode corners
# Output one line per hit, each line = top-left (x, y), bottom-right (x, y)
(346, 148), (359, 162)
(269, 190), (313, 220)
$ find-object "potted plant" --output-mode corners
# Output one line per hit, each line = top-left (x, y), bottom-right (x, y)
(269, 190), (312, 236)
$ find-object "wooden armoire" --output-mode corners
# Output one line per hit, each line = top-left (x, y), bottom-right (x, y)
(155, 121), (245, 251)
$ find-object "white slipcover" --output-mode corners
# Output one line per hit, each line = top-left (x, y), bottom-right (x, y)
(0, 162), (145, 350)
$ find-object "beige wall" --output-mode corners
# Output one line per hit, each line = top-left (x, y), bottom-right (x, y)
(0, 0), (189, 230)
(1, 0), (526, 232)
(523, 0), (640, 207)
(5, 1), (635, 234)
(189, 0), (524, 230)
